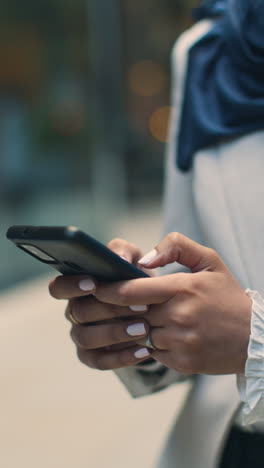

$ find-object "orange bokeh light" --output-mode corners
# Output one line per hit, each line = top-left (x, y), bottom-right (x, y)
(149, 106), (172, 143)
(128, 60), (167, 97)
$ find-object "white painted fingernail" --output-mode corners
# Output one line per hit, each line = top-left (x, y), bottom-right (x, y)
(127, 323), (147, 337)
(138, 249), (158, 265)
(129, 305), (148, 312)
(79, 278), (95, 292)
(134, 348), (150, 359)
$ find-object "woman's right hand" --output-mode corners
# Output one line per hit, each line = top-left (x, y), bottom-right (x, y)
(49, 239), (152, 370)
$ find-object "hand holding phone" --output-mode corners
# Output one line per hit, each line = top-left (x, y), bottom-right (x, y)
(7, 225), (153, 369)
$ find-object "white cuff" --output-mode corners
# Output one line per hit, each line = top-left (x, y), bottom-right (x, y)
(237, 289), (264, 426)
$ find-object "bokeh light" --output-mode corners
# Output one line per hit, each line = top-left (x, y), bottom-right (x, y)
(128, 60), (167, 97)
(0, 30), (44, 92)
(149, 105), (172, 143)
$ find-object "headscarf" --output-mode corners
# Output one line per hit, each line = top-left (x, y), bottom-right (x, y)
(177, 0), (264, 171)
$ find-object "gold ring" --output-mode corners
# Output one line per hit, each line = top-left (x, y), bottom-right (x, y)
(69, 309), (82, 326)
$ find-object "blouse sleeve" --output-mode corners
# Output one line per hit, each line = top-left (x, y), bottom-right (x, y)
(237, 289), (264, 426)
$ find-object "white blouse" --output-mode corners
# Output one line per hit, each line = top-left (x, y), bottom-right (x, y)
(237, 289), (264, 428)
(115, 17), (264, 435)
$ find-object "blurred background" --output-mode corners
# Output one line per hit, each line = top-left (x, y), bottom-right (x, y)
(0, 0), (194, 290)
(0, 1), (194, 467)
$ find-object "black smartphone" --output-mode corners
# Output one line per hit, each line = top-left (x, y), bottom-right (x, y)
(6, 225), (149, 281)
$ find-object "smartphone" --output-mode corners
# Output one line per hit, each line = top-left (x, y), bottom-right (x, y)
(6, 225), (149, 281)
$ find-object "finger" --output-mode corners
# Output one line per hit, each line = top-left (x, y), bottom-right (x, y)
(139, 301), (174, 328)
(70, 319), (149, 349)
(107, 238), (142, 264)
(77, 345), (151, 370)
(70, 295), (147, 325)
(95, 272), (191, 306)
(65, 301), (74, 322)
(103, 342), (138, 351)
(49, 275), (96, 299)
(143, 327), (198, 352)
(138, 232), (223, 273)
(140, 297), (196, 328)
(107, 238), (152, 276)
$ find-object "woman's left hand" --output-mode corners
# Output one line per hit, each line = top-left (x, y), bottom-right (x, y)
(94, 233), (252, 375)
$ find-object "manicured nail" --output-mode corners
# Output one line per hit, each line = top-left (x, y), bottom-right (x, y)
(127, 323), (147, 337)
(134, 348), (150, 359)
(79, 278), (95, 292)
(138, 249), (158, 266)
(129, 305), (148, 312)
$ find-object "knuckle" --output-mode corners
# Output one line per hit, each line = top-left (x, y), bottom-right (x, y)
(177, 273), (200, 296)
(172, 307), (196, 327)
(182, 331), (200, 349)
(93, 355), (109, 371)
(71, 326), (88, 348)
(70, 326), (77, 343)
(172, 273), (194, 296)
(206, 247), (219, 264)
(188, 274), (201, 291)
(73, 296), (98, 322)
(167, 232), (182, 245)
(77, 348), (95, 369)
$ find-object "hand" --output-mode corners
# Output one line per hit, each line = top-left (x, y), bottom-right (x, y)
(93, 233), (252, 375)
(49, 239), (153, 370)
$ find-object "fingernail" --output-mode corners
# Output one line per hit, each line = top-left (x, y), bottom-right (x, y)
(138, 249), (158, 266)
(134, 347), (150, 359)
(126, 323), (147, 337)
(129, 305), (148, 312)
(79, 278), (95, 292)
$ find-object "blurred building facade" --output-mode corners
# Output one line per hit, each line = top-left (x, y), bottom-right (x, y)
(0, 0), (194, 289)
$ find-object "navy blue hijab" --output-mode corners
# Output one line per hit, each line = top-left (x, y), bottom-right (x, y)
(177, 0), (264, 171)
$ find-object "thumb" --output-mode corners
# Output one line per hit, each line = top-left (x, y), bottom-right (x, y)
(138, 232), (222, 273)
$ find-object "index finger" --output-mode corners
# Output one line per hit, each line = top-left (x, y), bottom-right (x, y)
(49, 275), (96, 300)
(95, 273), (190, 306)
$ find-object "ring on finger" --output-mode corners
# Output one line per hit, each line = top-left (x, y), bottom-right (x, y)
(69, 308), (82, 326)
(145, 328), (159, 350)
